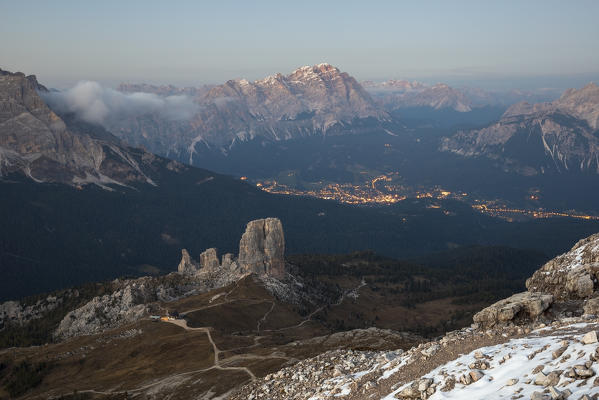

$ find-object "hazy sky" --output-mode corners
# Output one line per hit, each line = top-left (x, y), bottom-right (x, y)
(2, 0), (598, 89)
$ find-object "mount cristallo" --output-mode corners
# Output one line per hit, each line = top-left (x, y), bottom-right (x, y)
(110, 63), (390, 163)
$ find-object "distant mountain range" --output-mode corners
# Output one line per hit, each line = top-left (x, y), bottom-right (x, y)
(108, 66), (565, 166)
(117, 82), (214, 97)
(441, 83), (599, 175)
(111, 63), (390, 163)
(364, 81), (474, 112)
(363, 79), (561, 112)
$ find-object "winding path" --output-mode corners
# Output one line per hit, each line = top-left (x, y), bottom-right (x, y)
(167, 319), (257, 380)
(74, 277), (367, 398)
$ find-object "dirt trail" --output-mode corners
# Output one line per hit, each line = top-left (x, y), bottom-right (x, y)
(167, 319), (257, 380)
(73, 319), (256, 398)
(256, 301), (275, 333)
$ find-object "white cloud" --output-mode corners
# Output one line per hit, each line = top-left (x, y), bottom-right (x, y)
(42, 81), (198, 126)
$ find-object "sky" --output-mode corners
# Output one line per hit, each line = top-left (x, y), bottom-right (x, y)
(1, 0), (598, 90)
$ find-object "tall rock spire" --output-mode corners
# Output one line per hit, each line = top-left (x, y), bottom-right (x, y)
(238, 218), (286, 279)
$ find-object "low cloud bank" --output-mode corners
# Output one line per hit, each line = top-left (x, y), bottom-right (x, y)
(42, 81), (198, 126)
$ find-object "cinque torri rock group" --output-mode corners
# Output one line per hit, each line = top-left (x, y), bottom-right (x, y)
(1, 218), (289, 341)
(178, 217), (286, 280)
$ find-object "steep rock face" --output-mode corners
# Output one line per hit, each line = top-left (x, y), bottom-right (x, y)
(0, 68), (162, 186)
(199, 248), (220, 272)
(177, 249), (199, 275)
(474, 232), (599, 328)
(111, 64), (389, 162)
(238, 218), (286, 279)
(526, 233), (599, 300)
(441, 83), (599, 175)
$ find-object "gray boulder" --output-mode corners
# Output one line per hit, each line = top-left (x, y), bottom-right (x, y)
(473, 292), (553, 328)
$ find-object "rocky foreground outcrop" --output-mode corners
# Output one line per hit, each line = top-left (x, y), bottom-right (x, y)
(474, 232), (599, 328)
(233, 318), (599, 400)
(527, 232), (599, 301)
(178, 217), (286, 280)
(233, 232), (599, 399)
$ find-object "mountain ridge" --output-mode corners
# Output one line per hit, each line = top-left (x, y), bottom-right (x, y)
(109, 63), (391, 163)
(0, 68), (171, 187)
(441, 83), (599, 175)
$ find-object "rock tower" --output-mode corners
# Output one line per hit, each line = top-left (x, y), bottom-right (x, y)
(177, 217), (286, 280)
(238, 218), (285, 279)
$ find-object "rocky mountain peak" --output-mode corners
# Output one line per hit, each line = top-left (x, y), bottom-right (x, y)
(442, 82), (599, 174)
(526, 233), (599, 301)
(362, 80), (427, 93)
(365, 79), (473, 112)
(561, 82), (599, 100)
(178, 217), (286, 280)
(290, 63), (339, 77)
(0, 68), (163, 186)
(555, 82), (599, 129)
(109, 64), (389, 159)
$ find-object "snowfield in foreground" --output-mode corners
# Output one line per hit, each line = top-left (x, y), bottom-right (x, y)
(388, 323), (599, 399)
(233, 320), (599, 400)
